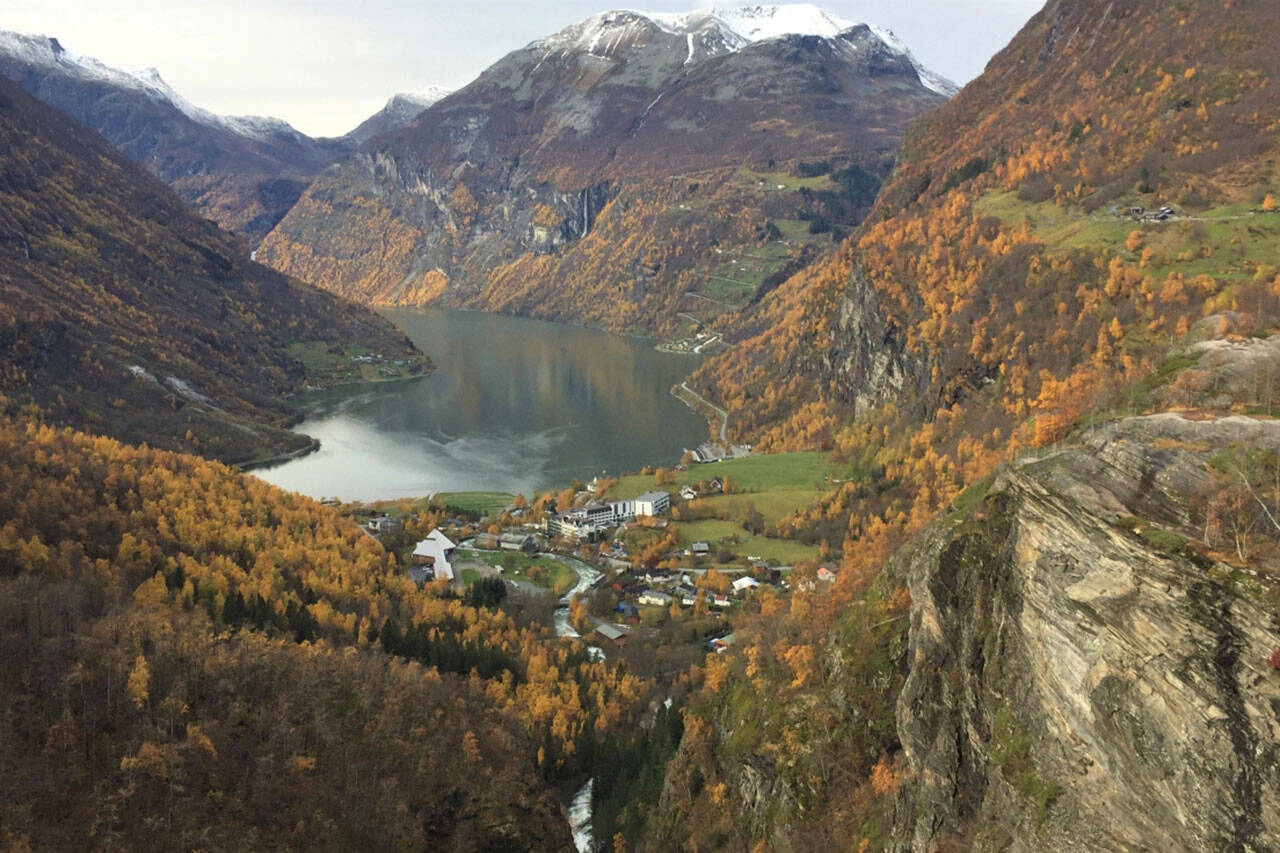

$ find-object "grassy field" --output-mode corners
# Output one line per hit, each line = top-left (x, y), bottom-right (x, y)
(974, 191), (1280, 283)
(674, 519), (819, 565)
(735, 166), (836, 193)
(287, 341), (426, 386)
(698, 242), (797, 306)
(612, 452), (831, 501)
(433, 492), (514, 516)
(608, 452), (834, 565)
(458, 549), (578, 596)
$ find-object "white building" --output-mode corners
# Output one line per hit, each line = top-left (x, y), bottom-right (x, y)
(732, 576), (761, 593)
(411, 529), (456, 582)
(633, 490), (670, 518)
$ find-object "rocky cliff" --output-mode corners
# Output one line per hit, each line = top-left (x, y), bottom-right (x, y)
(895, 412), (1280, 850)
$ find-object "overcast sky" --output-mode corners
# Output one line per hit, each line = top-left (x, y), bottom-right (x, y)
(6, 1), (1045, 137)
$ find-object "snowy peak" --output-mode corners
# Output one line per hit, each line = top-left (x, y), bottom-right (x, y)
(531, 5), (956, 96)
(397, 86), (451, 108)
(0, 29), (311, 142)
(649, 3), (851, 44)
(343, 86), (452, 143)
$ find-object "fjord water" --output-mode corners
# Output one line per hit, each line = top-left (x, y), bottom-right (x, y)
(255, 308), (708, 501)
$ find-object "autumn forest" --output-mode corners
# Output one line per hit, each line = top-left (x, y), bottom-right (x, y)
(7, 0), (1280, 850)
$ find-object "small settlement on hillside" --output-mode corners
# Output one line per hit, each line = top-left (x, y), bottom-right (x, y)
(544, 490), (671, 541)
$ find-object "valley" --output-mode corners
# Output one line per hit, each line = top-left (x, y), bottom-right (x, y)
(6, 0), (1280, 850)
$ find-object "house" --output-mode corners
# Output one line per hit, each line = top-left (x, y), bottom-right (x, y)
(817, 564), (839, 583)
(732, 576), (761, 593)
(500, 533), (538, 553)
(594, 622), (628, 645)
(680, 485), (699, 501)
(708, 594), (732, 609)
(367, 514), (399, 534)
(410, 529), (456, 582)
(473, 532), (501, 550)
(707, 477), (724, 493)
(638, 590), (673, 607)
(633, 490), (671, 517)
(691, 541), (711, 556)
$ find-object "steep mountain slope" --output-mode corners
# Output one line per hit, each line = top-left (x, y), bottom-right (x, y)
(344, 86), (451, 144)
(258, 5), (950, 335)
(0, 74), (425, 464)
(633, 0), (1280, 848)
(0, 31), (352, 242)
(694, 0), (1280, 451)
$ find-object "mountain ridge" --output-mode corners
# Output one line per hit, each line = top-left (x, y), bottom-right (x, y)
(0, 30), (352, 242)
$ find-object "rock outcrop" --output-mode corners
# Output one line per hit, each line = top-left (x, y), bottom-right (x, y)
(895, 414), (1280, 850)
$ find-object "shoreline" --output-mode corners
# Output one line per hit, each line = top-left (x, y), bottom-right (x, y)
(238, 437), (321, 472)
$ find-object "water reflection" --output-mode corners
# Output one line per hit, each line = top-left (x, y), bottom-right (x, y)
(255, 308), (707, 501)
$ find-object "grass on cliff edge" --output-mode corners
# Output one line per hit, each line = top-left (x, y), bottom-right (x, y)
(975, 190), (1280, 284)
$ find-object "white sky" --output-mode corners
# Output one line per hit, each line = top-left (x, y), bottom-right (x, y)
(4, 1), (1046, 137)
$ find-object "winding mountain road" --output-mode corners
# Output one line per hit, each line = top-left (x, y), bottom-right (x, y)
(677, 382), (728, 443)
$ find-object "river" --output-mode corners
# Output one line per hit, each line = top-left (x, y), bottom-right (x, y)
(255, 308), (708, 501)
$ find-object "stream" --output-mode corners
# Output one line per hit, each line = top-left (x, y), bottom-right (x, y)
(548, 553), (603, 851)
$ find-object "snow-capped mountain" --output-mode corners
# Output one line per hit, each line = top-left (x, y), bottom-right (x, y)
(534, 3), (956, 95)
(259, 3), (952, 328)
(0, 30), (351, 242)
(344, 86), (452, 144)
(0, 31), (316, 143)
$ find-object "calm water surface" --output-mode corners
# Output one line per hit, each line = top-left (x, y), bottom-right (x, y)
(254, 308), (708, 501)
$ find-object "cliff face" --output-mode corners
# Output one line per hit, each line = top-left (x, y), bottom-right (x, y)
(896, 413), (1280, 850)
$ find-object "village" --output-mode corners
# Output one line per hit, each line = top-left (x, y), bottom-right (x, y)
(352, 451), (846, 659)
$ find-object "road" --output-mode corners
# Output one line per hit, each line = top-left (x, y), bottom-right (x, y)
(676, 382), (728, 443)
